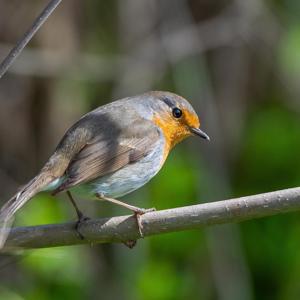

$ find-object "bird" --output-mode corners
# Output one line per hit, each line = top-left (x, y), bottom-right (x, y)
(0, 91), (209, 248)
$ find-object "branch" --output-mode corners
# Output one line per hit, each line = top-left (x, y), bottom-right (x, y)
(0, 0), (62, 79)
(1, 187), (300, 251)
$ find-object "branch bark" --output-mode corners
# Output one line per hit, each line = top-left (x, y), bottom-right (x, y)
(2, 187), (300, 251)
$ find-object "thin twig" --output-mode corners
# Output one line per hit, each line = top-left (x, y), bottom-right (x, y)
(2, 187), (300, 251)
(0, 0), (62, 79)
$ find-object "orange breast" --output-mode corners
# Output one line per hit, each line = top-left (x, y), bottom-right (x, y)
(153, 114), (190, 165)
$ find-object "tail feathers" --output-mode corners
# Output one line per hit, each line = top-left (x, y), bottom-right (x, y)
(0, 172), (55, 249)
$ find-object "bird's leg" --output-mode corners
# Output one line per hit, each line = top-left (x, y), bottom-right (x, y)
(95, 193), (155, 238)
(96, 193), (155, 214)
(66, 191), (90, 239)
(66, 191), (84, 220)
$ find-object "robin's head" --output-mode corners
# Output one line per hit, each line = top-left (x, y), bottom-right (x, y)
(145, 91), (210, 149)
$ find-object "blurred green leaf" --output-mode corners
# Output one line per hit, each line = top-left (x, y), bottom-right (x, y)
(235, 106), (300, 194)
(278, 25), (300, 76)
(137, 260), (181, 300)
(15, 193), (64, 226)
(0, 287), (24, 300)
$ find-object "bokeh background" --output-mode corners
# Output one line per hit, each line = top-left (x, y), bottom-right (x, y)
(1, 0), (300, 299)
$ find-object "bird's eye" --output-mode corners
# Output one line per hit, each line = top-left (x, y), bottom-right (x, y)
(172, 107), (182, 118)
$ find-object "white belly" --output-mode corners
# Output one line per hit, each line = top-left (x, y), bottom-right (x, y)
(70, 139), (165, 199)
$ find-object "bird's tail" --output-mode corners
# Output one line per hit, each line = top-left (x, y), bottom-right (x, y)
(0, 171), (54, 249)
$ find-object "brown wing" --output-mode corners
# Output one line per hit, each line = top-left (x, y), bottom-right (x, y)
(54, 119), (160, 193)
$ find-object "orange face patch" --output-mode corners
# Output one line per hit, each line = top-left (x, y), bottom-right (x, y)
(183, 110), (200, 130)
(153, 108), (200, 164)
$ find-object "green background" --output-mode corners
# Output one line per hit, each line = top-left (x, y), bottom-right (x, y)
(1, 0), (300, 299)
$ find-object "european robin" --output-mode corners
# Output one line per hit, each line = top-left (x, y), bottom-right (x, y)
(0, 91), (209, 247)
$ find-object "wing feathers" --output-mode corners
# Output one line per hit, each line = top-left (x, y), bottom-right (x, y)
(54, 120), (160, 193)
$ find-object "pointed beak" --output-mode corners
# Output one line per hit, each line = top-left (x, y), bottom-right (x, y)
(190, 127), (210, 141)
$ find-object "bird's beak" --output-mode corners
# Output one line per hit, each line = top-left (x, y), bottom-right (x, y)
(190, 127), (210, 141)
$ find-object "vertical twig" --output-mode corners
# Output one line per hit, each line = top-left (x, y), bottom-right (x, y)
(0, 0), (63, 79)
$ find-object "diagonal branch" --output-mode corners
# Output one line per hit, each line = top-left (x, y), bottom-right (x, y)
(0, 0), (62, 79)
(1, 187), (300, 251)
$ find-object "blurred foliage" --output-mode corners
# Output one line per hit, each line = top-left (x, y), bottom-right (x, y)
(1, 0), (300, 300)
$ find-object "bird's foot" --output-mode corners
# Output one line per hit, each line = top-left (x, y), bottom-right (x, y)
(123, 208), (155, 248)
(133, 207), (156, 238)
(123, 240), (137, 249)
(75, 213), (90, 240)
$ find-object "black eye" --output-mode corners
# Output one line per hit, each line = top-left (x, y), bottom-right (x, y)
(172, 107), (182, 118)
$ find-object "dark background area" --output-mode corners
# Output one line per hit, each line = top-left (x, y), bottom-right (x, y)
(1, 0), (300, 299)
